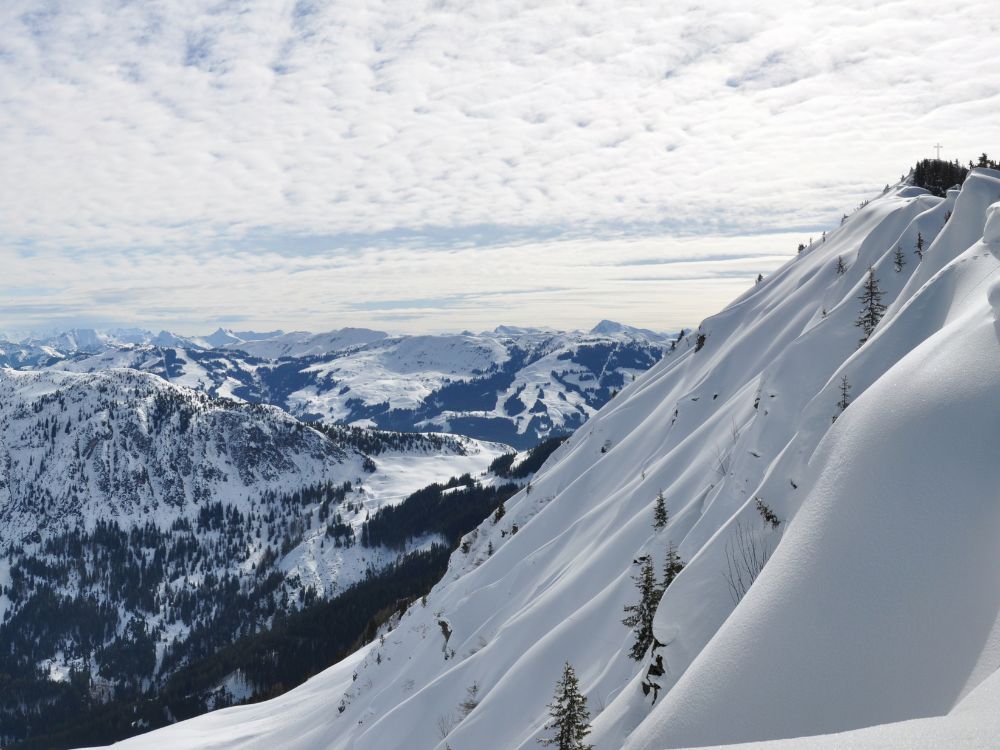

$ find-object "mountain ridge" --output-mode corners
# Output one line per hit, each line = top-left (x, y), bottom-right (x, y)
(93, 168), (1000, 750)
(23, 325), (671, 449)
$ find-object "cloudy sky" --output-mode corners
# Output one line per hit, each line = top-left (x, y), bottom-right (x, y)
(1, 0), (998, 336)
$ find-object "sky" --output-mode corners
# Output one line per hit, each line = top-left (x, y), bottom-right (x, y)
(1, 0), (998, 337)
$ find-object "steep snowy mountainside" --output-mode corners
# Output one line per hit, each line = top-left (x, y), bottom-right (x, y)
(51, 325), (669, 448)
(618, 168), (1000, 750)
(101, 167), (1000, 750)
(104, 621), (1000, 750)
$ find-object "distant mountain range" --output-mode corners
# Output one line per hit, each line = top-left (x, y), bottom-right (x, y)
(2, 322), (675, 449)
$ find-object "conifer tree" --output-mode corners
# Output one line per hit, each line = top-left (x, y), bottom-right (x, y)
(893, 245), (905, 272)
(652, 491), (668, 530)
(662, 542), (684, 588)
(915, 232), (924, 260)
(836, 374), (851, 413)
(835, 256), (847, 275)
(855, 267), (886, 346)
(622, 557), (661, 660)
(539, 663), (593, 750)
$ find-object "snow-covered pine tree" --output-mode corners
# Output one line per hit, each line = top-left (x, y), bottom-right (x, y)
(622, 557), (661, 660)
(652, 490), (668, 530)
(855, 267), (886, 346)
(538, 662), (593, 750)
(835, 255), (847, 275)
(662, 542), (684, 588)
(915, 231), (924, 260)
(893, 245), (905, 272)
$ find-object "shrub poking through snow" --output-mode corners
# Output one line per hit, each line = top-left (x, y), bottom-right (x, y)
(754, 498), (781, 530)
(460, 682), (480, 717)
(723, 521), (775, 605)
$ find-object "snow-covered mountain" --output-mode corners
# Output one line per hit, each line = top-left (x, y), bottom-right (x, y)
(220, 327), (389, 358)
(0, 367), (513, 743)
(13, 326), (288, 353)
(0, 339), (66, 369)
(102, 167), (1000, 750)
(48, 325), (669, 448)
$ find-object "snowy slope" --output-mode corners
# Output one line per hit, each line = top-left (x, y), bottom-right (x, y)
(223, 328), (389, 359)
(99, 168), (1000, 750)
(97, 628), (1000, 750)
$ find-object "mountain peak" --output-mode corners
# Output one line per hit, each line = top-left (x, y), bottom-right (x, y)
(590, 319), (667, 340)
(202, 327), (242, 347)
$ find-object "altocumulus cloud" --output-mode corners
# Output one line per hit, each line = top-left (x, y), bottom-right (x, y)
(0, 0), (998, 333)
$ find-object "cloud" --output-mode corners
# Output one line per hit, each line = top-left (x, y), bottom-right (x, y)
(0, 1), (998, 333)
(0, 232), (796, 334)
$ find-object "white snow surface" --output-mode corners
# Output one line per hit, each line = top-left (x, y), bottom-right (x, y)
(984, 201), (1000, 245)
(95, 169), (1000, 750)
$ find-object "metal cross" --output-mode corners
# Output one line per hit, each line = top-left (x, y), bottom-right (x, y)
(934, 142), (943, 159)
